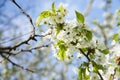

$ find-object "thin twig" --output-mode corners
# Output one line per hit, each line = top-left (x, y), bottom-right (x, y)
(1, 54), (35, 73)
(10, 0), (35, 36)
(84, 0), (94, 17)
(79, 48), (104, 80)
(12, 44), (50, 56)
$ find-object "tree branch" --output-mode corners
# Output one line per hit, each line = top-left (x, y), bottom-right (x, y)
(1, 54), (34, 73)
(79, 48), (104, 80)
(10, 0), (35, 36)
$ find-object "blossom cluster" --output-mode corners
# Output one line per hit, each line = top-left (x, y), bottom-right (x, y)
(36, 3), (120, 80)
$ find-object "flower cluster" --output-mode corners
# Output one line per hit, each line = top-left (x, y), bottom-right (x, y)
(36, 3), (120, 80)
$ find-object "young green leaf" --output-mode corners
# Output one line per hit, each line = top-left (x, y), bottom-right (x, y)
(75, 11), (85, 24)
(78, 66), (90, 80)
(92, 61), (104, 73)
(56, 23), (64, 35)
(58, 5), (64, 13)
(52, 2), (56, 13)
(99, 48), (109, 55)
(117, 22), (120, 27)
(113, 33), (119, 42)
(82, 29), (92, 41)
(36, 10), (51, 26)
(117, 9), (120, 14)
(57, 46), (66, 60)
(78, 68), (82, 80)
(56, 40), (67, 60)
(86, 30), (92, 41)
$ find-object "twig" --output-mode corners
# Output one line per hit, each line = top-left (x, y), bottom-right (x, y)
(79, 48), (104, 80)
(111, 68), (117, 80)
(0, 31), (33, 44)
(10, 0), (35, 36)
(79, 48), (90, 61)
(84, 0), (94, 17)
(1, 54), (34, 73)
(12, 44), (50, 56)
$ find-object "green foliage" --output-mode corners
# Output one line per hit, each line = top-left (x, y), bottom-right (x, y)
(75, 11), (85, 24)
(99, 48), (109, 55)
(117, 9), (120, 27)
(56, 23), (64, 35)
(113, 33), (120, 42)
(92, 61), (104, 73)
(78, 66), (90, 80)
(82, 29), (92, 41)
(117, 22), (120, 27)
(52, 2), (56, 13)
(55, 40), (67, 60)
(36, 10), (51, 26)
(58, 4), (65, 13)
(117, 9), (120, 14)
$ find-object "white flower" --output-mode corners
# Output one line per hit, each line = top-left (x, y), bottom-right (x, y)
(72, 67), (79, 74)
(110, 44), (120, 57)
(97, 41), (106, 50)
(77, 53), (83, 58)
(107, 66), (114, 74)
(58, 3), (68, 9)
(111, 40), (116, 46)
(90, 72), (99, 80)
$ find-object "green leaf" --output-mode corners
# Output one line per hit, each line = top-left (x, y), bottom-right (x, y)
(55, 40), (67, 60)
(52, 2), (56, 13)
(117, 22), (120, 27)
(117, 9), (120, 14)
(82, 29), (92, 41)
(86, 30), (92, 41)
(92, 61), (104, 73)
(58, 5), (64, 13)
(78, 68), (83, 80)
(36, 10), (51, 26)
(75, 11), (85, 24)
(78, 67), (90, 80)
(113, 33), (119, 42)
(100, 48), (109, 55)
(57, 47), (66, 60)
(56, 23), (64, 35)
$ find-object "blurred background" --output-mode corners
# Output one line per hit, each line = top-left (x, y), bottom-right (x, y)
(0, 0), (120, 80)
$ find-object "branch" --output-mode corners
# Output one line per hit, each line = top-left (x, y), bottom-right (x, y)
(79, 48), (90, 61)
(111, 67), (117, 80)
(12, 44), (50, 56)
(79, 48), (104, 80)
(10, 0), (35, 36)
(1, 54), (35, 73)
(84, 0), (94, 17)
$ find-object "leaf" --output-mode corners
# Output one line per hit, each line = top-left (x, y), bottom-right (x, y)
(56, 23), (64, 35)
(36, 10), (51, 26)
(113, 33), (119, 42)
(78, 67), (90, 80)
(56, 40), (67, 60)
(52, 2), (56, 13)
(75, 11), (85, 24)
(58, 5), (64, 13)
(86, 30), (92, 41)
(82, 29), (92, 41)
(117, 9), (120, 14)
(92, 61), (104, 73)
(117, 22), (120, 27)
(100, 48), (109, 55)
(57, 47), (66, 60)
(78, 68), (83, 80)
